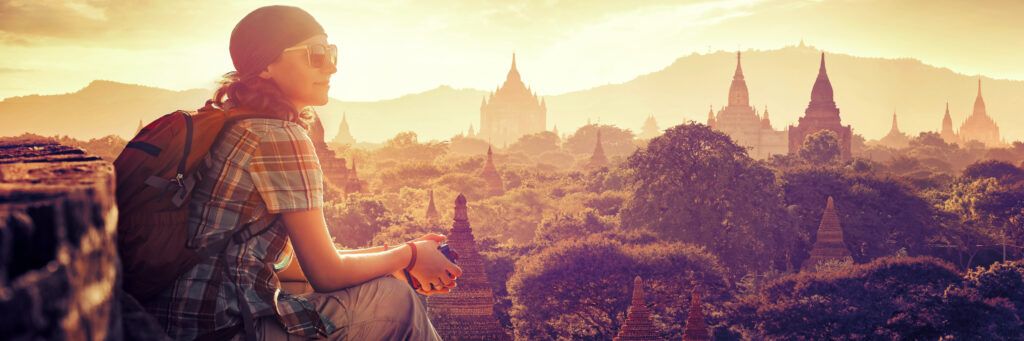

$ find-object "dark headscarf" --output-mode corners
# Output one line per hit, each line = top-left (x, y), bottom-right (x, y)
(230, 5), (325, 79)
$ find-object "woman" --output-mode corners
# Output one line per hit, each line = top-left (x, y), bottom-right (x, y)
(144, 6), (461, 340)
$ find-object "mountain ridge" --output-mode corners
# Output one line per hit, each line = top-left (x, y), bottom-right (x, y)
(2, 46), (1021, 143)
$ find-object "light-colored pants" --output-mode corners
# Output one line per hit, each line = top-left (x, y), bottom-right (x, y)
(258, 276), (442, 341)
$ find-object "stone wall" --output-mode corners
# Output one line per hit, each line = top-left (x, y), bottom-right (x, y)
(0, 140), (164, 340)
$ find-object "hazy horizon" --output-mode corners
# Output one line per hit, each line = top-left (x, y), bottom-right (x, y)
(2, 0), (1023, 102)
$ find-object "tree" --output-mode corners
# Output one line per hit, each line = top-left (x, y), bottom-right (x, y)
(564, 124), (637, 157)
(375, 131), (448, 162)
(508, 131), (560, 156)
(324, 194), (396, 247)
(622, 123), (797, 273)
(781, 168), (937, 267)
(963, 261), (1024, 318)
(962, 160), (1024, 183)
(533, 208), (618, 246)
(799, 130), (841, 165)
(508, 236), (729, 340)
(728, 256), (1021, 340)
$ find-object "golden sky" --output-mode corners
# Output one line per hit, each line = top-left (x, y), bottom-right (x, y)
(0, 0), (1022, 101)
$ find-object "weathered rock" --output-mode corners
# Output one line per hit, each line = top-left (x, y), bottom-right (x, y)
(0, 139), (125, 340)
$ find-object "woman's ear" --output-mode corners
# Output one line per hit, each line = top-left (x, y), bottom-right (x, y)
(259, 68), (272, 80)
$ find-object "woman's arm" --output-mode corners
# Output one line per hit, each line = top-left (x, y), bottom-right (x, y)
(281, 208), (462, 293)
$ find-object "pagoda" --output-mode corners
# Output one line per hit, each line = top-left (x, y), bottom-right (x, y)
(481, 146), (504, 196)
(788, 53), (852, 161)
(639, 114), (661, 140)
(478, 54), (548, 147)
(586, 128), (610, 169)
(939, 103), (958, 145)
(681, 286), (711, 341)
(709, 52), (787, 159)
(425, 189), (440, 225)
(801, 196), (853, 271)
(332, 112), (356, 145)
(308, 110), (355, 194)
(958, 79), (1002, 147)
(613, 276), (661, 341)
(426, 194), (510, 340)
(877, 112), (910, 149)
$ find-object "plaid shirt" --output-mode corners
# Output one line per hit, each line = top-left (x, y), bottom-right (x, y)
(145, 118), (333, 340)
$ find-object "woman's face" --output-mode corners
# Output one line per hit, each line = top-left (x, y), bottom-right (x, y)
(261, 34), (337, 109)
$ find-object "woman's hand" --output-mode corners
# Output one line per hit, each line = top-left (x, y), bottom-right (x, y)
(408, 240), (463, 295)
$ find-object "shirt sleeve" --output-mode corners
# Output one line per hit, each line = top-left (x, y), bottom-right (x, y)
(246, 123), (324, 213)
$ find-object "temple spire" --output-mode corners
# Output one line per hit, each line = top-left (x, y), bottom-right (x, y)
(506, 52), (521, 83)
(587, 127), (609, 169)
(734, 51), (744, 79)
(890, 112), (900, 134)
(425, 189), (439, 224)
(727, 51), (750, 107)
(426, 194), (511, 340)
(481, 145), (504, 195)
(682, 286), (711, 341)
(612, 276), (660, 341)
(807, 52), (837, 112)
(801, 196), (852, 271)
(332, 112), (356, 145)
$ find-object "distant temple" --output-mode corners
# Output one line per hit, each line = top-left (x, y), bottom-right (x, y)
(467, 124), (477, 138)
(613, 276), (660, 341)
(877, 112), (910, 149)
(957, 79), (1002, 147)
(478, 54), (548, 147)
(639, 114), (660, 140)
(425, 189), (440, 225)
(586, 128), (610, 169)
(681, 286), (711, 341)
(801, 196), (853, 271)
(481, 146), (504, 196)
(427, 194), (510, 340)
(332, 112), (356, 145)
(939, 103), (958, 145)
(708, 52), (787, 159)
(788, 53), (852, 161)
(310, 112), (360, 194)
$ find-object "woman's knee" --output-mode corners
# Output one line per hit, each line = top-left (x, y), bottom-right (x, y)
(367, 276), (421, 319)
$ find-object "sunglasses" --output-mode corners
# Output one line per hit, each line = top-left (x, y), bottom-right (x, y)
(282, 43), (338, 69)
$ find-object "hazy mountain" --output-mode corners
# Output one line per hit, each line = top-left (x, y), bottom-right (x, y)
(546, 44), (1024, 143)
(2, 45), (1022, 143)
(0, 80), (211, 139)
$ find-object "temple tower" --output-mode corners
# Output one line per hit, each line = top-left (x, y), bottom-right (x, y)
(640, 114), (661, 140)
(587, 127), (610, 169)
(425, 189), (440, 225)
(940, 103), (958, 144)
(709, 52), (787, 159)
(958, 79), (1002, 147)
(681, 286), (711, 341)
(332, 112), (356, 145)
(479, 54), (548, 146)
(801, 196), (853, 271)
(612, 276), (661, 341)
(480, 146), (504, 196)
(878, 112), (910, 148)
(427, 194), (510, 340)
(788, 53), (852, 160)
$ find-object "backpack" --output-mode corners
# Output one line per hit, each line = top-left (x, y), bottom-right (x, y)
(114, 100), (283, 302)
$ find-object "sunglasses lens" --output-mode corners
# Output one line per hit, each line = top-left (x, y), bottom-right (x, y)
(309, 45), (326, 68)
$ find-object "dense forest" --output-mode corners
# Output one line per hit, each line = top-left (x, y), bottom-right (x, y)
(10, 119), (1024, 340)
